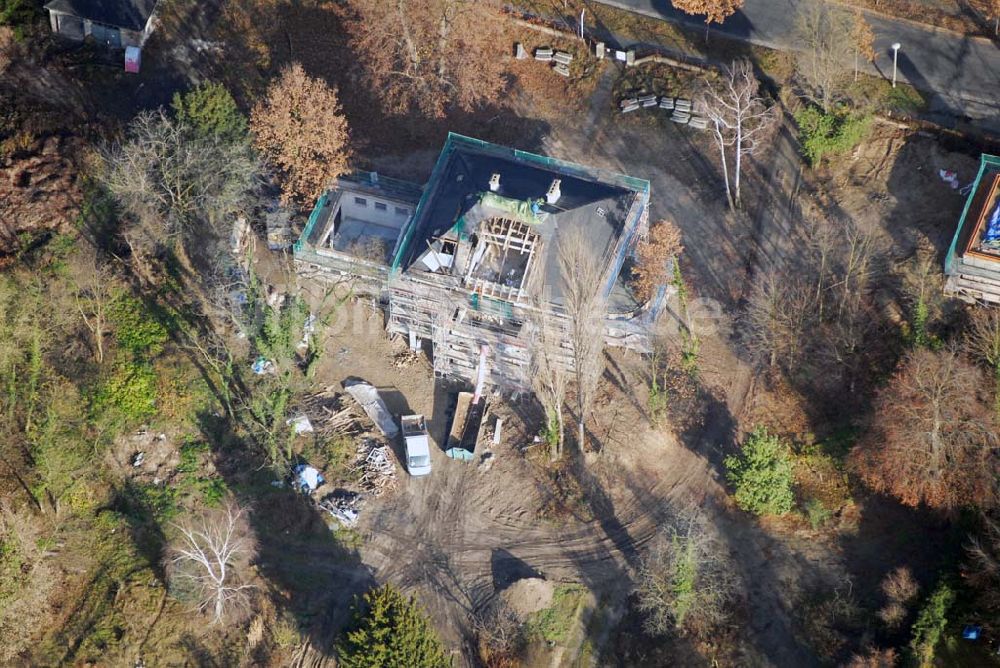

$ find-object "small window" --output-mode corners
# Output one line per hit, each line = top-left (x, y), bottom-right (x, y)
(354, 197), (367, 207)
(395, 206), (409, 217)
(374, 201), (387, 211)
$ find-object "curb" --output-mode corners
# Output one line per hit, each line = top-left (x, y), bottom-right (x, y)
(827, 0), (997, 45)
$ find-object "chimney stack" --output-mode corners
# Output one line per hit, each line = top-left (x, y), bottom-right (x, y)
(489, 172), (501, 192)
(545, 179), (561, 205)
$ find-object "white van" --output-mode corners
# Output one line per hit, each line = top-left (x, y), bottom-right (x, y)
(401, 414), (432, 476)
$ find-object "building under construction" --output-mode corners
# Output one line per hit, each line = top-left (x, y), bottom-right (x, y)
(945, 153), (1000, 303)
(294, 133), (660, 390)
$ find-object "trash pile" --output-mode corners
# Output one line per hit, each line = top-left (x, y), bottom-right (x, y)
(293, 463), (324, 494)
(319, 489), (363, 528)
(356, 440), (397, 497)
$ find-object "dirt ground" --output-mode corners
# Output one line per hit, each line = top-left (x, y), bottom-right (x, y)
(13, 2), (987, 663)
(269, 54), (986, 666)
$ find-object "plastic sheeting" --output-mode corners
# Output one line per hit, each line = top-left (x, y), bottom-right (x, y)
(293, 464), (323, 493)
(478, 192), (547, 226)
(343, 380), (399, 437)
(983, 201), (1000, 249)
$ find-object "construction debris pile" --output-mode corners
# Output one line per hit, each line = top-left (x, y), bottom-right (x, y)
(298, 387), (366, 439)
(319, 489), (362, 527)
(356, 440), (397, 497)
(619, 94), (708, 129)
(514, 42), (574, 77)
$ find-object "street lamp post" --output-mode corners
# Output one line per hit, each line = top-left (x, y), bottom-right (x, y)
(891, 42), (901, 88)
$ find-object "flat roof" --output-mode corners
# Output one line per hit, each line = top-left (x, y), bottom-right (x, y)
(392, 134), (649, 301)
(44, 0), (158, 31)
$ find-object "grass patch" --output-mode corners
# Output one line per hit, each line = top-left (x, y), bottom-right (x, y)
(846, 76), (926, 115)
(525, 583), (587, 644)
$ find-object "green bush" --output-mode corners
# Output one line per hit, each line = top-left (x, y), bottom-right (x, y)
(337, 585), (450, 668)
(251, 296), (308, 366)
(525, 583), (587, 644)
(724, 427), (795, 516)
(177, 439), (208, 473)
(794, 107), (872, 167)
(171, 82), (248, 144)
(107, 294), (169, 358)
(909, 581), (955, 667)
(0, 0), (38, 35)
(92, 359), (157, 426)
(804, 498), (832, 530)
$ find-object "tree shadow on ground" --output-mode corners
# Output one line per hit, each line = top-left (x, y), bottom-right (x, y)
(195, 410), (376, 660)
(837, 490), (965, 649)
(105, 477), (170, 581)
(265, 2), (553, 176)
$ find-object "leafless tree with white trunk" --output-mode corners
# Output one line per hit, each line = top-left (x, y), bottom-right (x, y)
(556, 228), (608, 452)
(697, 58), (778, 210)
(165, 499), (257, 625)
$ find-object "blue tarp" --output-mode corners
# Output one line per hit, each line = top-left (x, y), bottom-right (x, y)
(983, 201), (1000, 249)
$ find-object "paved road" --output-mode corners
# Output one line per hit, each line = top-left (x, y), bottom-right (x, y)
(593, 0), (1000, 131)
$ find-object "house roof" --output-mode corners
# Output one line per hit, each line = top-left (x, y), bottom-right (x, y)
(391, 134), (649, 303)
(44, 0), (158, 31)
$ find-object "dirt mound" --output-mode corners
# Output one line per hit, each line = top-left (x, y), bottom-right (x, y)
(500, 577), (554, 620)
(0, 135), (81, 255)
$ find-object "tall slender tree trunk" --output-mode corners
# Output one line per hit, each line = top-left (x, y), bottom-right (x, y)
(733, 125), (744, 207)
(713, 123), (735, 211)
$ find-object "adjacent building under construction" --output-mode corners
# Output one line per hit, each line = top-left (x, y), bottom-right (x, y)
(945, 153), (1000, 303)
(294, 133), (664, 390)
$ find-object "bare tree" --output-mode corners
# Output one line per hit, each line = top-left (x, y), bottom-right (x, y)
(636, 505), (739, 637)
(472, 599), (524, 667)
(795, 0), (854, 112)
(844, 648), (900, 668)
(165, 499), (258, 625)
(251, 63), (351, 205)
(672, 0), (744, 39)
(556, 228), (608, 451)
(632, 220), (683, 304)
(0, 504), (55, 662)
(900, 250), (945, 347)
(966, 515), (1000, 614)
(0, 26), (15, 74)
(744, 268), (816, 370)
(851, 348), (999, 511)
(344, 0), (509, 118)
(528, 310), (569, 460)
(852, 9), (876, 82)
(697, 59), (778, 210)
(66, 249), (119, 364)
(877, 566), (919, 627)
(965, 306), (1000, 417)
(100, 109), (259, 276)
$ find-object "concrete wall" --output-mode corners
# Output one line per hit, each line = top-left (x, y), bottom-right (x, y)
(340, 192), (412, 230)
(48, 10), (152, 48)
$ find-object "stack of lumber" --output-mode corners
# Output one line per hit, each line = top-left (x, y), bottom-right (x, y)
(356, 440), (398, 497)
